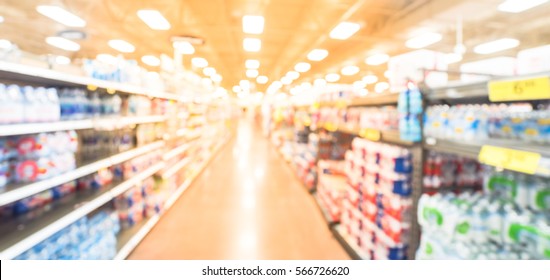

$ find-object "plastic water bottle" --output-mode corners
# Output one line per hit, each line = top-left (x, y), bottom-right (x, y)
(46, 88), (61, 122)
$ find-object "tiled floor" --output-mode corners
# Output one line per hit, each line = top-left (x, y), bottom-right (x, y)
(128, 118), (349, 260)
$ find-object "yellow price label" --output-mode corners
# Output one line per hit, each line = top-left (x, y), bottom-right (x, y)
(324, 122), (338, 132)
(312, 102), (320, 110)
(336, 100), (347, 109)
(359, 128), (381, 141)
(488, 77), (550, 102)
(478, 145), (541, 175)
(87, 84), (98, 91)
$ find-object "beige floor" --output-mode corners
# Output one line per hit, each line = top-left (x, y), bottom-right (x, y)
(128, 118), (349, 260)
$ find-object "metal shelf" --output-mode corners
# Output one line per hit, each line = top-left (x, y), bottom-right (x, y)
(0, 61), (180, 100)
(313, 194), (337, 228)
(323, 124), (416, 147)
(0, 141), (164, 207)
(331, 224), (369, 260)
(348, 93), (400, 107)
(0, 115), (167, 137)
(0, 162), (165, 260)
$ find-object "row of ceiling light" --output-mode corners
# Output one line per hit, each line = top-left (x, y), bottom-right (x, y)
(259, 0), (547, 96)
(0, 5), (224, 84)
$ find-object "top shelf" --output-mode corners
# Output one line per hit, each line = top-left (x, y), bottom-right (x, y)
(0, 61), (180, 101)
(319, 92), (399, 108)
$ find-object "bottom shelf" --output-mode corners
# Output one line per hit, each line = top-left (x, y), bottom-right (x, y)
(331, 224), (369, 260)
(312, 194), (337, 228)
(113, 135), (231, 259)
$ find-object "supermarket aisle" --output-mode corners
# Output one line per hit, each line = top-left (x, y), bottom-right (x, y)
(129, 118), (349, 259)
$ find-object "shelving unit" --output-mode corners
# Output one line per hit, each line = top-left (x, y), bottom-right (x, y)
(331, 225), (369, 260)
(312, 194), (337, 228)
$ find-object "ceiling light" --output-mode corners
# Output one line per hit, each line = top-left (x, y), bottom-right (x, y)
(54, 55), (71, 65)
(359, 88), (369, 96)
(36, 5), (86, 27)
(257, 76), (268, 84)
(314, 78), (327, 87)
(366, 53), (390, 65)
(172, 41), (195, 54)
(341, 65), (359, 76)
(446, 53), (463, 64)
(362, 75), (378, 84)
(233, 85), (241, 92)
(406, 32), (442, 49)
(211, 74), (222, 83)
(281, 77), (292, 85)
(243, 38), (261, 52)
(307, 49), (329, 61)
(245, 59), (260, 69)
(272, 81), (282, 88)
(203, 67), (216, 76)
(46, 37), (80, 51)
(353, 80), (366, 89)
(96, 54), (118, 65)
(301, 82), (312, 90)
(0, 16), (4, 23)
(473, 38), (520, 54)
(242, 15), (264, 34)
(141, 55), (160, 66)
(286, 71), (300, 80)
(240, 80), (250, 89)
(294, 62), (311, 72)
(191, 57), (208, 68)
(498, 0), (548, 13)
(329, 22), (360, 40)
(375, 82), (390, 93)
(0, 39), (12, 49)
(108, 39), (135, 53)
(290, 87), (299, 95)
(246, 69), (259, 78)
(325, 73), (340, 82)
(384, 70), (392, 79)
(137, 10), (170, 30)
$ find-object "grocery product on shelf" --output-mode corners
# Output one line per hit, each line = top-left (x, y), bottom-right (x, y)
(342, 137), (413, 259)
(79, 129), (134, 161)
(317, 160), (347, 222)
(423, 151), (484, 191)
(398, 87), (422, 142)
(115, 177), (160, 229)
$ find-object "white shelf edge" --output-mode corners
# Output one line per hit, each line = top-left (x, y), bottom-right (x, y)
(0, 61), (180, 101)
(0, 162), (165, 260)
(113, 215), (160, 260)
(161, 157), (192, 179)
(0, 115), (167, 137)
(0, 140), (164, 207)
(162, 143), (191, 161)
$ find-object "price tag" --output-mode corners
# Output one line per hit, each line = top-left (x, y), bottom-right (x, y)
(359, 128), (381, 141)
(87, 84), (98, 91)
(336, 100), (347, 109)
(312, 102), (320, 110)
(324, 122), (338, 132)
(478, 145), (541, 175)
(488, 77), (550, 102)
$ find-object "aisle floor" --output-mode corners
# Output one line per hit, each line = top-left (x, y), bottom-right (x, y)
(129, 118), (349, 259)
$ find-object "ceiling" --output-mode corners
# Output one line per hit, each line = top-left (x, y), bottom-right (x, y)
(1, 0), (550, 94)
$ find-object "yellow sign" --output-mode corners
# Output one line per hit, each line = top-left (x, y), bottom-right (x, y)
(478, 145), (541, 175)
(87, 84), (98, 91)
(312, 102), (320, 110)
(359, 128), (381, 141)
(488, 77), (550, 102)
(336, 100), (347, 109)
(324, 122), (338, 132)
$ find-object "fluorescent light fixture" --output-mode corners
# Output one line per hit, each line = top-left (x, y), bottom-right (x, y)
(0, 39), (12, 49)
(286, 71), (300, 80)
(498, 0), (548, 13)
(290, 87), (299, 95)
(446, 53), (463, 64)
(245, 59), (260, 69)
(211, 74), (222, 83)
(341, 65), (359, 76)
(46, 37), (80, 51)
(329, 22), (360, 40)
(96, 54), (117, 65)
(173, 41), (195, 54)
(353, 80), (366, 89)
(191, 57), (208, 68)
(243, 15), (264, 34)
(54, 55), (71, 65)
(294, 62), (311, 72)
(375, 82), (389, 93)
(307, 49), (329, 61)
(325, 73), (340, 82)
(272, 81), (282, 88)
(362, 74), (378, 84)
(240, 80), (250, 89)
(36, 5), (86, 27)
(359, 88), (369, 96)
(314, 78), (327, 87)
(257, 76), (268, 84)
(281, 77), (292, 85)
(384, 70), (392, 79)
(473, 38), (520, 54)
(246, 69), (259, 78)
(233, 85), (241, 92)
(0, 16), (4, 23)
(406, 32), (442, 49)
(141, 55), (160, 66)
(301, 82), (312, 90)
(203, 67), (216, 76)
(366, 53), (390, 65)
(243, 38), (261, 52)
(108, 39), (135, 53)
(137, 10), (170, 30)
